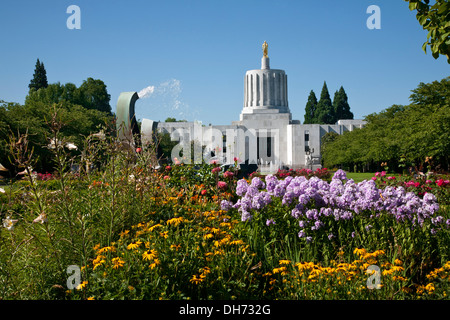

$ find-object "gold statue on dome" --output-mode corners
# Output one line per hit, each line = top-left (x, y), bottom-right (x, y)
(262, 41), (268, 58)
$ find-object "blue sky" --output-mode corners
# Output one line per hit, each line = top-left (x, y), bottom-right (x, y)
(0, 0), (448, 125)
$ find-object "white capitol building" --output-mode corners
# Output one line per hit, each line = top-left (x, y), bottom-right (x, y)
(116, 42), (366, 172)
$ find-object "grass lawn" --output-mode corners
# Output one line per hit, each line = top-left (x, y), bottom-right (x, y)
(345, 172), (376, 183)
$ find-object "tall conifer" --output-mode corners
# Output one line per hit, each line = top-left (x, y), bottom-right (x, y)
(304, 90), (317, 124)
(28, 58), (48, 91)
(315, 81), (335, 124)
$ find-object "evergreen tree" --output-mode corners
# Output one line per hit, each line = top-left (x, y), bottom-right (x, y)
(28, 58), (48, 91)
(303, 90), (317, 124)
(315, 81), (335, 124)
(333, 86), (353, 120)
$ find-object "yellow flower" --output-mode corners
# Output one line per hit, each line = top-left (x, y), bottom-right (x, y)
(127, 240), (142, 250)
(353, 248), (367, 257)
(425, 283), (435, 293)
(170, 244), (181, 251)
(149, 259), (160, 269)
(112, 257), (125, 269)
(160, 231), (169, 239)
(119, 230), (130, 237)
(148, 223), (163, 232)
(279, 259), (291, 265)
(272, 266), (287, 274)
(76, 281), (88, 290)
(203, 233), (214, 240)
(394, 259), (403, 266)
(93, 255), (106, 270)
(391, 266), (404, 272)
(166, 217), (184, 227)
(97, 246), (116, 254)
(229, 239), (244, 245)
(142, 249), (157, 261)
(190, 274), (204, 285)
(87, 296), (95, 300)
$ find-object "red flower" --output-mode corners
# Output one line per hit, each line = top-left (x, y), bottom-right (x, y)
(165, 165), (171, 171)
(217, 181), (227, 189)
(136, 147), (142, 153)
(200, 190), (207, 196)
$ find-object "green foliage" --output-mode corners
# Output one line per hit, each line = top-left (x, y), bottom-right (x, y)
(25, 78), (112, 114)
(28, 58), (48, 91)
(333, 86), (353, 120)
(322, 77), (450, 172)
(303, 90), (317, 124)
(165, 117), (187, 123)
(405, 0), (450, 63)
(0, 128), (449, 299)
(304, 84), (353, 124)
(315, 82), (336, 124)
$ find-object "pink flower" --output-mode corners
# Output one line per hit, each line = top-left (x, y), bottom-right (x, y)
(371, 177), (377, 181)
(212, 167), (221, 174)
(163, 175), (170, 180)
(387, 176), (396, 180)
(165, 165), (171, 171)
(136, 147), (142, 153)
(375, 172), (380, 177)
(223, 171), (234, 179)
(217, 181), (227, 189)
(381, 171), (386, 177)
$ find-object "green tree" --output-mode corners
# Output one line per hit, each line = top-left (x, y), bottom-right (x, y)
(322, 77), (450, 172)
(77, 78), (111, 114)
(28, 58), (48, 91)
(315, 81), (336, 124)
(165, 117), (187, 122)
(304, 90), (317, 124)
(333, 86), (353, 120)
(405, 0), (450, 63)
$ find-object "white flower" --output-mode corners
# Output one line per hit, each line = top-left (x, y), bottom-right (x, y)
(65, 143), (78, 150)
(33, 213), (47, 224)
(0, 187), (5, 193)
(92, 130), (106, 140)
(48, 138), (62, 149)
(3, 216), (18, 231)
(17, 166), (33, 175)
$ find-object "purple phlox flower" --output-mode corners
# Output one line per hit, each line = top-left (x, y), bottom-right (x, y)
(328, 233), (335, 240)
(251, 176), (266, 190)
(266, 218), (276, 226)
(236, 179), (248, 196)
(265, 174), (278, 193)
(332, 169), (347, 181)
(312, 220), (323, 230)
(220, 200), (233, 211)
(305, 209), (318, 220)
(431, 215), (444, 226)
(240, 209), (252, 222)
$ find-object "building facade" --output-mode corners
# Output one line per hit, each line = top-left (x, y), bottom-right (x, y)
(116, 43), (366, 172)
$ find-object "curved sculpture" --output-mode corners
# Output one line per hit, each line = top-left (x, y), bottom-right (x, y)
(116, 91), (140, 149)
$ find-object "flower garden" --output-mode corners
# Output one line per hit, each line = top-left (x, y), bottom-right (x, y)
(0, 133), (449, 300)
